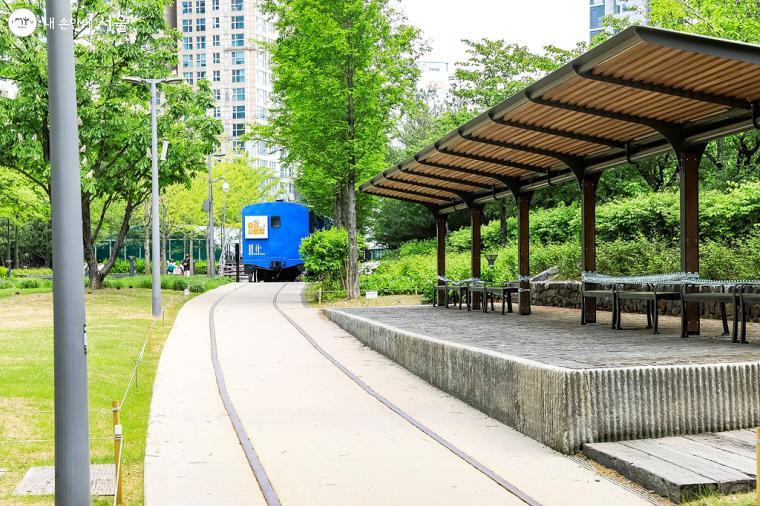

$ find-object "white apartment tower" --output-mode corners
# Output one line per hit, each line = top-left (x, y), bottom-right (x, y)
(589, 0), (649, 41)
(175, 0), (296, 200)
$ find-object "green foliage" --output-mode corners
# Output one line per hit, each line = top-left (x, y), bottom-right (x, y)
(300, 228), (366, 287)
(101, 275), (230, 293)
(398, 238), (436, 257)
(0, 0), (223, 285)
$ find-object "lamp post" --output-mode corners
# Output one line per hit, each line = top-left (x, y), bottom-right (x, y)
(46, 0), (91, 499)
(206, 152), (225, 277)
(219, 179), (230, 268)
(122, 76), (182, 316)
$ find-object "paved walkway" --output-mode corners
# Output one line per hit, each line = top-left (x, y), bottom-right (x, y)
(339, 305), (760, 368)
(145, 283), (649, 505)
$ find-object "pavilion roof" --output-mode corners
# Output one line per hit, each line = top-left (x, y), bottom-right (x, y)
(360, 26), (760, 214)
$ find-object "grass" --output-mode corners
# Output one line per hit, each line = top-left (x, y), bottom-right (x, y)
(0, 288), (191, 505)
(685, 492), (756, 505)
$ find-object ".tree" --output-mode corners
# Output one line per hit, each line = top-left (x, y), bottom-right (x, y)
(0, 0), (222, 287)
(256, 0), (421, 298)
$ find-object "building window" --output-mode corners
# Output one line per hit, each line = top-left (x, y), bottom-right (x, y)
(213, 106), (220, 118)
(231, 87), (245, 100)
(182, 1), (192, 14)
(196, 53), (206, 67)
(256, 89), (268, 104)
(196, 35), (206, 49)
(231, 50), (244, 65)
(212, 70), (221, 82)
(232, 69), (245, 83)
(212, 52), (220, 64)
(232, 140), (245, 151)
(231, 15), (244, 29)
(212, 34), (220, 47)
(196, 0), (205, 14)
(196, 71), (206, 81)
(232, 105), (245, 119)
(183, 72), (194, 84)
(232, 123), (245, 137)
(212, 88), (221, 100)
(182, 19), (192, 32)
(231, 0), (243, 11)
(183, 54), (193, 68)
(590, 5), (604, 30)
(183, 36), (193, 50)
(258, 159), (267, 168)
(231, 33), (244, 47)
(196, 18), (206, 31)
(212, 17), (220, 29)
(212, 0), (219, 10)
(257, 106), (266, 120)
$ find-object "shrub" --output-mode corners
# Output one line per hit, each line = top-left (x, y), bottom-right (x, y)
(299, 227), (365, 287)
(398, 239), (436, 257)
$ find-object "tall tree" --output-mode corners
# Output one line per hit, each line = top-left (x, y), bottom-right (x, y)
(256, 0), (421, 298)
(0, 0), (222, 287)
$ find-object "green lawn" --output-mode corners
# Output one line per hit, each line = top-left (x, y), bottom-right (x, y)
(685, 492), (756, 506)
(0, 288), (190, 505)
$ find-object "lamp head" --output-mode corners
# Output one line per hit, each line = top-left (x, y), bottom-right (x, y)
(222, 181), (230, 193)
(122, 76), (144, 84)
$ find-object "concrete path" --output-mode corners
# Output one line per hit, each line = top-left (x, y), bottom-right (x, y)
(146, 282), (650, 505)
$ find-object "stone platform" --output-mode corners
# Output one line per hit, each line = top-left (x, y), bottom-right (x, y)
(324, 305), (760, 453)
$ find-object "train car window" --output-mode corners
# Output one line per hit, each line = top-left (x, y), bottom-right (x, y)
(271, 216), (281, 228)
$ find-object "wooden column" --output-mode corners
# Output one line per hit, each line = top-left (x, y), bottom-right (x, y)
(516, 193), (532, 315)
(581, 174), (601, 323)
(470, 206), (482, 309)
(680, 144), (706, 335)
(436, 214), (447, 306)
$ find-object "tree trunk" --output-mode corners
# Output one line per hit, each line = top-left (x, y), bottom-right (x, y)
(144, 201), (151, 275)
(83, 196), (137, 289)
(189, 236), (194, 275)
(346, 174), (360, 299)
(498, 200), (508, 246)
(13, 224), (19, 268)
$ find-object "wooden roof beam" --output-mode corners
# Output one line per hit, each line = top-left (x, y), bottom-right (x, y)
(456, 132), (586, 169)
(413, 156), (523, 192)
(383, 174), (485, 195)
(572, 65), (752, 110)
(388, 170), (494, 191)
(434, 145), (550, 175)
(486, 113), (627, 149)
(368, 183), (454, 204)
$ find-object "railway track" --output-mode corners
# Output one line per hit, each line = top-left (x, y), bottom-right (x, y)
(208, 282), (545, 506)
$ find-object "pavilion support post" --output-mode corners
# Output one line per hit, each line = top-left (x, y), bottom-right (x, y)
(680, 144), (706, 335)
(436, 214), (447, 306)
(516, 193), (532, 315)
(581, 173), (601, 323)
(470, 206), (483, 310)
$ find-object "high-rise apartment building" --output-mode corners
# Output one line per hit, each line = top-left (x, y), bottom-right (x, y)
(175, 0), (296, 200)
(589, 0), (649, 41)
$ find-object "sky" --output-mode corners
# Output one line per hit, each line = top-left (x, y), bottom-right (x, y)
(395, 0), (589, 65)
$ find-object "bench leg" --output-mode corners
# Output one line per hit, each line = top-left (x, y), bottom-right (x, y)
(507, 292), (513, 313)
(501, 293), (505, 315)
(581, 295), (586, 325)
(720, 302), (729, 336)
(681, 298), (688, 338)
(616, 298), (623, 330)
(653, 300), (660, 335)
(732, 302), (739, 343)
(741, 303), (748, 343)
(646, 300), (652, 329)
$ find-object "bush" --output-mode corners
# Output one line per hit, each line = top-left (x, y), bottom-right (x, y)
(0, 266), (6, 278)
(299, 228), (365, 287)
(398, 239), (436, 257)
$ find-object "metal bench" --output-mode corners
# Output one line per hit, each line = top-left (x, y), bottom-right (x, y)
(680, 280), (738, 340)
(738, 283), (760, 342)
(433, 277), (472, 309)
(616, 284), (682, 334)
(483, 283), (519, 314)
(580, 272), (618, 328)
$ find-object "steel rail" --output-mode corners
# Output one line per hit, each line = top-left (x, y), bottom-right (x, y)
(272, 283), (543, 506)
(209, 285), (282, 506)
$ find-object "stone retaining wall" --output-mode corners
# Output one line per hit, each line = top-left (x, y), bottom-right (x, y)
(531, 281), (760, 322)
(325, 308), (760, 453)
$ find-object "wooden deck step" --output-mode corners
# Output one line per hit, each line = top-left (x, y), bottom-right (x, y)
(584, 429), (756, 503)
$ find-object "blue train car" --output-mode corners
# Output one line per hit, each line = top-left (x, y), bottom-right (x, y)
(241, 201), (326, 281)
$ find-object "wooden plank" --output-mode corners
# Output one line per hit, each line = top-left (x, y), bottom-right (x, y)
(686, 433), (756, 461)
(584, 441), (716, 502)
(620, 439), (754, 495)
(656, 436), (756, 477)
(719, 429), (758, 446)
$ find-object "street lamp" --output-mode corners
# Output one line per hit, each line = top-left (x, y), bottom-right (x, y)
(217, 179), (230, 271)
(122, 75), (182, 316)
(206, 151), (225, 277)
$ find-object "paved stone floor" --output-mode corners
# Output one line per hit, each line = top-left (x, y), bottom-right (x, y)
(14, 464), (115, 496)
(339, 305), (760, 369)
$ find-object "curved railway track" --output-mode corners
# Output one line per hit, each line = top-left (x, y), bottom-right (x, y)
(208, 282), (547, 506)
